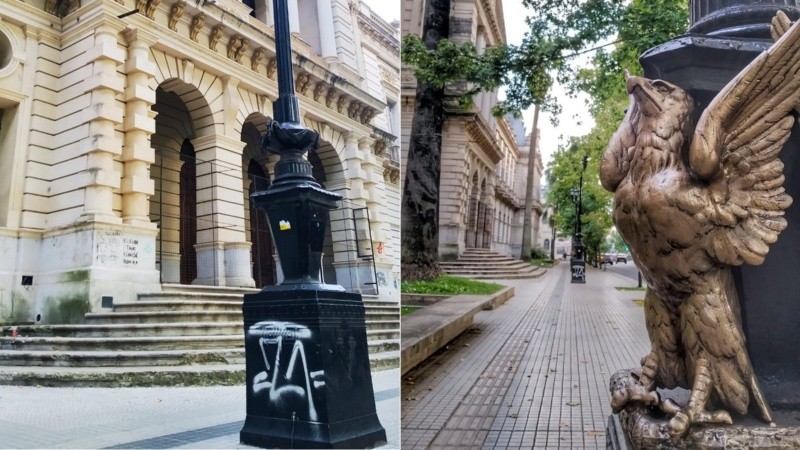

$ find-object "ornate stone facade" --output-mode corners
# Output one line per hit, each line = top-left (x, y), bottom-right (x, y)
(0, 0), (400, 324)
(401, 0), (541, 260)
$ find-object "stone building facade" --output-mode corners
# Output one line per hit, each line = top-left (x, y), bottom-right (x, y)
(401, 0), (541, 261)
(0, 0), (400, 324)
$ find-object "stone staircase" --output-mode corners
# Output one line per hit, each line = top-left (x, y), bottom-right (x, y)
(0, 284), (400, 387)
(439, 248), (547, 279)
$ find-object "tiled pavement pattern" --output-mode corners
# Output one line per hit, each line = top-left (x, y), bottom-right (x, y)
(0, 368), (400, 449)
(401, 263), (650, 449)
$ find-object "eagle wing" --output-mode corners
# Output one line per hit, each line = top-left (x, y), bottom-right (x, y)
(689, 12), (800, 266)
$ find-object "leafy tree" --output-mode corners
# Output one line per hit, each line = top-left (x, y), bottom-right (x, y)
(546, 0), (688, 256)
(401, 0), (626, 280)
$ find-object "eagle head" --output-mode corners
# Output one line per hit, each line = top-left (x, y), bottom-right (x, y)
(625, 74), (692, 121)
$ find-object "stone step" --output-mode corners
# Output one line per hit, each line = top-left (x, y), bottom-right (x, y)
(0, 334), (400, 353)
(440, 261), (531, 269)
(114, 300), (244, 313)
(369, 351), (401, 372)
(0, 335), (245, 352)
(1, 324), (399, 341)
(7, 322), (242, 338)
(86, 311), (242, 324)
(113, 300), (399, 315)
(442, 266), (540, 274)
(0, 348), (246, 367)
(441, 255), (525, 262)
(137, 292), (247, 302)
(161, 284), (259, 295)
(365, 320), (401, 330)
(463, 269), (547, 280)
(0, 350), (399, 387)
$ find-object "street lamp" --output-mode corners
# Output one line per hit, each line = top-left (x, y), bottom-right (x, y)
(239, 1), (386, 448)
(570, 156), (588, 283)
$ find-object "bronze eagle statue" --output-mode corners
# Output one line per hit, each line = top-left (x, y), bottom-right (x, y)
(602, 12), (800, 439)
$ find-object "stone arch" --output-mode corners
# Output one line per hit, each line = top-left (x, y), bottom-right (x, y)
(149, 78), (215, 284)
(150, 49), (223, 137)
(304, 119), (346, 183)
(240, 113), (277, 287)
(232, 87), (273, 138)
(0, 22), (23, 78)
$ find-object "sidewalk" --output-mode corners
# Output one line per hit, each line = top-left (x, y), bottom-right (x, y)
(0, 368), (399, 449)
(401, 263), (649, 449)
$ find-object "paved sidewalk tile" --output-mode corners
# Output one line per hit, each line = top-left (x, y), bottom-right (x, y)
(0, 369), (400, 449)
(401, 263), (650, 449)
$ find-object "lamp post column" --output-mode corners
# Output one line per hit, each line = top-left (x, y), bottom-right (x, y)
(239, 1), (386, 447)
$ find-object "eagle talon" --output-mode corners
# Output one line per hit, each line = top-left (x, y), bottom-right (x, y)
(668, 411), (690, 440)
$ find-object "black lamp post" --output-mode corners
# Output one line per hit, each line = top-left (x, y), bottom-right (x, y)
(570, 156), (588, 283)
(239, 1), (386, 447)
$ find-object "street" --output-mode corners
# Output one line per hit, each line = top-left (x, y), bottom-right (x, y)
(604, 260), (641, 284)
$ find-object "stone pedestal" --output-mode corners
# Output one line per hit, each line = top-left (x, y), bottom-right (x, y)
(239, 287), (386, 449)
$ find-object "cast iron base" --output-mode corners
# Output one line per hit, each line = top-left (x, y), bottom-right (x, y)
(239, 286), (386, 449)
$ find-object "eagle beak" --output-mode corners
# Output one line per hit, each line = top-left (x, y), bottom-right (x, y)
(626, 76), (663, 114)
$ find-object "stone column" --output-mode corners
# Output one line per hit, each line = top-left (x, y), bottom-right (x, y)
(359, 137), (388, 263)
(316, 0), (338, 60)
(191, 134), (255, 287)
(80, 26), (125, 223)
(121, 28), (157, 227)
(289, 0), (301, 35)
(154, 148), (184, 284)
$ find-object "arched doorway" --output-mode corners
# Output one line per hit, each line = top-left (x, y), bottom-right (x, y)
(246, 159), (275, 287)
(465, 173), (479, 248)
(309, 148), (336, 285)
(179, 139), (197, 284)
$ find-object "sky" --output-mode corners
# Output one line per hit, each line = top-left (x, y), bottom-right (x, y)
(362, 0), (400, 23)
(500, 3), (595, 170)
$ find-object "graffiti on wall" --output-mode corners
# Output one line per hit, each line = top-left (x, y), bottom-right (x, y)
(248, 321), (325, 421)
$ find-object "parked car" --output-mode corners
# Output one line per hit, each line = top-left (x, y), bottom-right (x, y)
(616, 254), (628, 264)
(602, 253), (615, 265)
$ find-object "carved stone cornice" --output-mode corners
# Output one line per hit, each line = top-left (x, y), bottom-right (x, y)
(478, 0), (504, 44)
(168, 1), (186, 31)
(461, 113), (503, 165)
(356, 12), (400, 54)
(189, 13), (204, 41)
(251, 48), (266, 71)
(109, 0), (385, 127)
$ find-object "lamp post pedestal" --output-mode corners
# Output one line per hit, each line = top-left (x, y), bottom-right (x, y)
(239, 0), (386, 447)
(240, 288), (386, 449)
(239, 123), (387, 449)
(570, 233), (586, 284)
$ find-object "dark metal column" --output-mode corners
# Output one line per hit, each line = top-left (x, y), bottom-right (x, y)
(239, 1), (387, 447)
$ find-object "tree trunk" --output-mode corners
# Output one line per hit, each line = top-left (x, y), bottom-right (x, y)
(520, 105), (539, 260)
(401, 0), (450, 281)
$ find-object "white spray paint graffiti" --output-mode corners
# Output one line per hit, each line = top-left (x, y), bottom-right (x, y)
(248, 321), (325, 421)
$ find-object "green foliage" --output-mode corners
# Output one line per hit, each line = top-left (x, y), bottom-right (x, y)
(401, 276), (504, 296)
(402, 0), (627, 117)
(530, 258), (555, 267)
(546, 0), (689, 258)
(530, 247), (549, 260)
